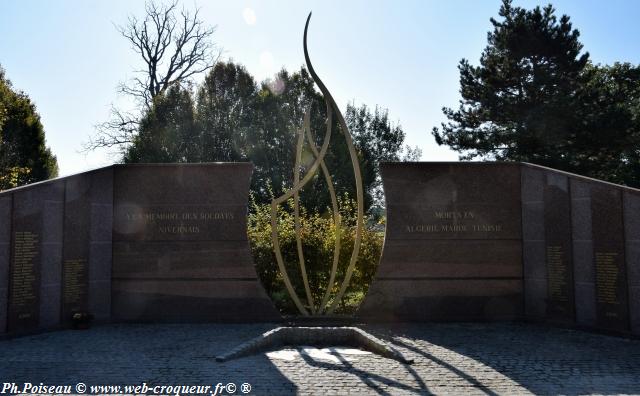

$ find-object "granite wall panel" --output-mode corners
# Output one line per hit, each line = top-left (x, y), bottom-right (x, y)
(62, 174), (91, 324)
(361, 279), (522, 321)
(591, 186), (629, 332)
(623, 190), (640, 335)
(359, 162), (523, 321)
(522, 167), (637, 334)
(523, 241), (547, 318)
(39, 187), (65, 329)
(111, 164), (279, 322)
(9, 187), (42, 333)
(543, 173), (575, 323)
(1, 169), (113, 333)
(88, 167), (113, 322)
(8, 181), (64, 334)
(570, 179), (596, 327)
(521, 166), (546, 320)
(0, 195), (12, 333)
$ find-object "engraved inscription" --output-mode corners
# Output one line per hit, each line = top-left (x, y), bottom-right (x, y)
(63, 259), (86, 306)
(114, 203), (247, 241)
(125, 211), (235, 222)
(434, 211), (475, 219)
(595, 252), (621, 308)
(406, 210), (503, 234)
(11, 231), (39, 318)
(546, 246), (568, 303)
(121, 209), (235, 235)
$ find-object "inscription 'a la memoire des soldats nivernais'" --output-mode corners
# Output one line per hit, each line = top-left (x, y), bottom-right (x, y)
(406, 211), (503, 233)
(124, 210), (235, 234)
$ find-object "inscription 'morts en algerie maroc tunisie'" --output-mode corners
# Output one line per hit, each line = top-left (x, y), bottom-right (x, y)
(406, 211), (503, 233)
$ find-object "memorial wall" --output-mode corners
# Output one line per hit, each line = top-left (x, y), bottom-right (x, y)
(359, 163), (524, 321)
(110, 164), (279, 322)
(0, 168), (113, 335)
(521, 163), (639, 335)
(359, 162), (640, 337)
(0, 163), (279, 336)
(1, 161), (638, 336)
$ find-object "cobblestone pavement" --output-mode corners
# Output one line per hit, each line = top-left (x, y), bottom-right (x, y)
(1, 323), (640, 395)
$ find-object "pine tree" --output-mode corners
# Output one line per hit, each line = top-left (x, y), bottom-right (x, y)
(433, 0), (589, 169)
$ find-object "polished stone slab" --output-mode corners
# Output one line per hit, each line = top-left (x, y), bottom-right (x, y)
(89, 168), (114, 322)
(361, 279), (522, 321)
(359, 162), (523, 321)
(543, 173), (575, 323)
(591, 186), (630, 332)
(623, 190), (640, 335)
(8, 182), (64, 333)
(0, 195), (12, 333)
(62, 174), (92, 324)
(111, 164), (280, 322)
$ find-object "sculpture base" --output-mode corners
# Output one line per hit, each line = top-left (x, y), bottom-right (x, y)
(215, 326), (413, 364)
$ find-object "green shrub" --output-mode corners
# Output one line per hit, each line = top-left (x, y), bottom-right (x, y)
(248, 195), (383, 315)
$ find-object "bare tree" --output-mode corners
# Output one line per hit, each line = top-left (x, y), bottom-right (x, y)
(85, 0), (220, 151)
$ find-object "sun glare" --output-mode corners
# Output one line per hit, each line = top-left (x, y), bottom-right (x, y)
(242, 7), (256, 25)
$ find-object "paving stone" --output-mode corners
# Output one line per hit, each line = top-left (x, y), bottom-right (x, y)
(0, 323), (639, 395)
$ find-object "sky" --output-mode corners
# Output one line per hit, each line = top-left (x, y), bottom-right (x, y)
(1, 0), (639, 176)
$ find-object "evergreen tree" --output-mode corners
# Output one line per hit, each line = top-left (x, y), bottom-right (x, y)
(572, 63), (640, 186)
(433, 0), (640, 187)
(124, 84), (197, 163)
(0, 66), (58, 190)
(195, 62), (258, 162)
(433, 0), (589, 168)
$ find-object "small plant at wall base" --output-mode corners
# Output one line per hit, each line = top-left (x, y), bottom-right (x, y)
(248, 196), (383, 315)
(71, 312), (94, 330)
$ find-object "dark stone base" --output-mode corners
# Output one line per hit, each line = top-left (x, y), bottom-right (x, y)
(112, 292), (281, 323)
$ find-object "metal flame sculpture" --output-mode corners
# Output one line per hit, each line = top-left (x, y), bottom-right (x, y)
(270, 13), (364, 316)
